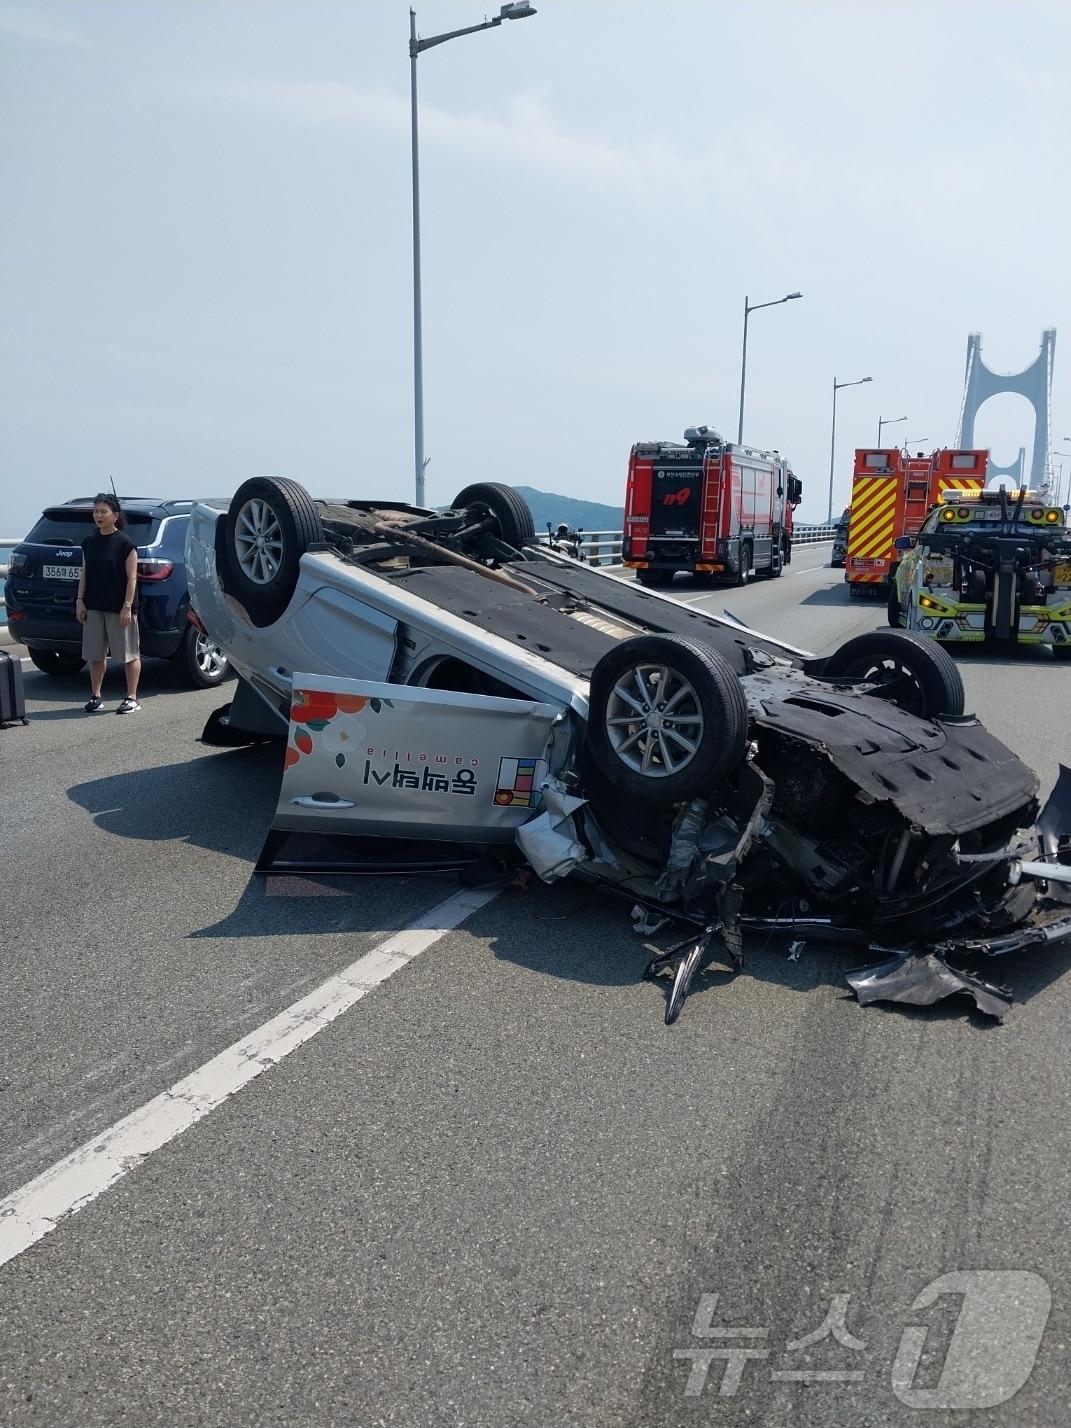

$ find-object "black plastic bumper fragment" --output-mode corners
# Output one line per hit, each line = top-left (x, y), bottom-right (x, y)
(846, 951), (1012, 1020)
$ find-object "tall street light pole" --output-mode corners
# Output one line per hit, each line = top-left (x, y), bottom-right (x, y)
(827, 375), (872, 521)
(877, 414), (907, 446)
(737, 290), (802, 444)
(1054, 449), (1071, 506)
(409, 3), (537, 508)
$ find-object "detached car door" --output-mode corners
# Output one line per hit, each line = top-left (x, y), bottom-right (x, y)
(271, 672), (569, 846)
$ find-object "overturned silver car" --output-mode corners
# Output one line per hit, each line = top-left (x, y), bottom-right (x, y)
(187, 477), (1071, 1023)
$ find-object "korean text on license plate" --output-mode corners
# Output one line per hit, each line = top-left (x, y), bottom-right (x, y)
(1054, 563), (1071, 586)
(43, 564), (80, 580)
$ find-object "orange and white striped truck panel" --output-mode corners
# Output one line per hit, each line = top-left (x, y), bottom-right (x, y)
(846, 449), (987, 587)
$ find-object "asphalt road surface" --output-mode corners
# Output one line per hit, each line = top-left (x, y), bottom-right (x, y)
(2, 542), (1068, 1428)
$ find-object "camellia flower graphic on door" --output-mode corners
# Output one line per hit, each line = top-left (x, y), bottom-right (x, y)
(284, 688), (392, 770)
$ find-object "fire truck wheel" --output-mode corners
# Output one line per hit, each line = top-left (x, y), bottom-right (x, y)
(222, 477), (325, 627)
(586, 634), (748, 804)
(450, 483), (535, 551)
(637, 569), (673, 588)
(735, 543), (752, 586)
(822, 630), (965, 718)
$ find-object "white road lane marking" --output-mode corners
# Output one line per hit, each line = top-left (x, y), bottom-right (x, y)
(0, 885), (498, 1270)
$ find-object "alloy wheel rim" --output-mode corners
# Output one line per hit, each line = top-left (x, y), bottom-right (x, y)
(605, 663), (704, 777)
(194, 634), (228, 679)
(234, 498), (284, 584)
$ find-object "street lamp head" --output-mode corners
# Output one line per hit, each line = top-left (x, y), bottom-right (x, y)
(499, 2), (536, 16)
(785, 291), (802, 300)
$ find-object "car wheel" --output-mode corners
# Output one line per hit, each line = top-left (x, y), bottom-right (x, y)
(28, 649), (86, 676)
(823, 629), (965, 718)
(637, 568), (673, 588)
(887, 585), (903, 627)
(450, 482), (535, 550)
(585, 633), (749, 804)
(222, 476), (324, 627)
(735, 543), (752, 586)
(1053, 645), (1071, 661)
(173, 624), (231, 688)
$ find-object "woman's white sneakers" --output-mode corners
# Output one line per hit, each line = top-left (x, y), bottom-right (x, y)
(116, 697), (141, 714)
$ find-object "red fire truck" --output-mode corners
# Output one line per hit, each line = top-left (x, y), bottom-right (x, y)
(622, 426), (802, 586)
(845, 447), (988, 598)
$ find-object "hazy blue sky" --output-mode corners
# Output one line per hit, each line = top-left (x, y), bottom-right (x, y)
(2, 0), (1068, 537)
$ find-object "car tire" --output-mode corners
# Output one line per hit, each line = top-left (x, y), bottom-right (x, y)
(637, 568), (673, 588)
(222, 477), (324, 627)
(1053, 645), (1071, 661)
(28, 649), (86, 676)
(172, 624), (232, 689)
(823, 629), (965, 718)
(887, 585), (903, 627)
(450, 482), (535, 550)
(735, 543), (752, 586)
(586, 633), (749, 804)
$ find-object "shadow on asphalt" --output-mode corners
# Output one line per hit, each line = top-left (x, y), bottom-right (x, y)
(68, 742), (282, 857)
(946, 644), (1068, 670)
(799, 584), (860, 606)
(189, 866), (465, 940)
(68, 741), (456, 939)
(23, 663), (234, 718)
(484, 883), (1069, 1025)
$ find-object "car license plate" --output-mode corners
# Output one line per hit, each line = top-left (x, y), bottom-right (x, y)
(1054, 563), (1071, 585)
(43, 564), (80, 580)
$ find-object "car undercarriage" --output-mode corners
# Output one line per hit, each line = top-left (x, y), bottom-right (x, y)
(190, 477), (1071, 1025)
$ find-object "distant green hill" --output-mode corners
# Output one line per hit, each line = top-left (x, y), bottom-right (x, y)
(515, 486), (624, 533)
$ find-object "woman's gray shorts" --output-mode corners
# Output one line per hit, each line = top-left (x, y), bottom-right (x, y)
(82, 609), (141, 662)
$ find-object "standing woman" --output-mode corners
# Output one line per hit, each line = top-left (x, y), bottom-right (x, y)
(75, 494), (142, 714)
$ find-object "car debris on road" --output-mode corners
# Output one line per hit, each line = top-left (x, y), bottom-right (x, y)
(186, 478), (1071, 1025)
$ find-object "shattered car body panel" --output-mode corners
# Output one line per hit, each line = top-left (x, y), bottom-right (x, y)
(188, 479), (1071, 1023)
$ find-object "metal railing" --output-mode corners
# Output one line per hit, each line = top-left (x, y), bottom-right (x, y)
(535, 525), (835, 569)
(533, 530), (624, 567)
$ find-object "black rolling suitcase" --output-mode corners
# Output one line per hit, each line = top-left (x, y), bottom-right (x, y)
(0, 648), (29, 727)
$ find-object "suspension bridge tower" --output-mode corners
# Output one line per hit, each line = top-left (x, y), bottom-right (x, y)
(954, 329), (1056, 494)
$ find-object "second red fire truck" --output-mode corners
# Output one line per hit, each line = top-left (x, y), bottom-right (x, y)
(844, 447), (988, 598)
(622, 425), (802, 586)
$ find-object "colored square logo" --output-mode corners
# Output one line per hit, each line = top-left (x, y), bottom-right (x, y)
(493, 756), (547, 808)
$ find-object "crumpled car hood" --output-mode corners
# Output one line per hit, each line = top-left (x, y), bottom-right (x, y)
(745, 673), (1039, 837)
